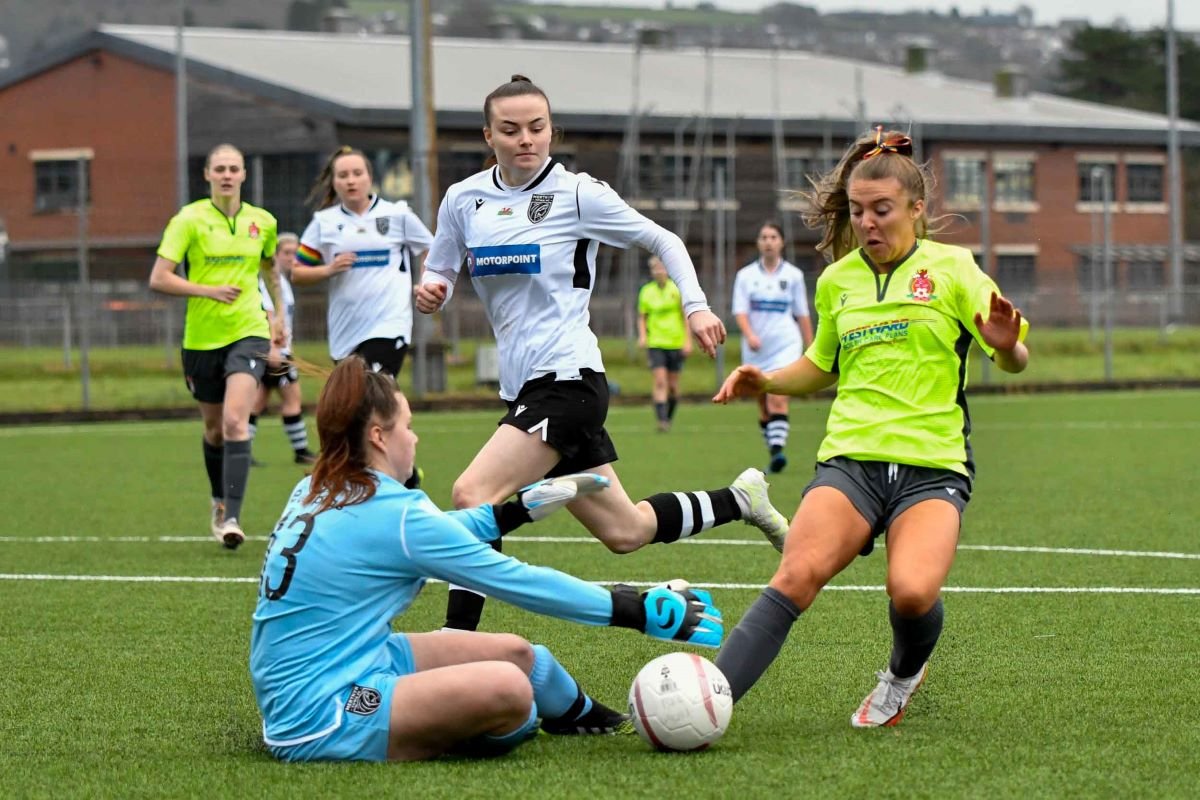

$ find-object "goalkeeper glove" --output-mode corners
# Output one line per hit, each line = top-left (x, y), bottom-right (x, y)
(609, 580), (723, 648)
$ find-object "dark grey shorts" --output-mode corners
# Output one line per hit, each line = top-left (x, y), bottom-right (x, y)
(182, 336), (269, 404)
(647, 348), (684, 373)
(802, 456), (972, 556)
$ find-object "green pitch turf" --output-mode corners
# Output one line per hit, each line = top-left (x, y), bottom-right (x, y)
(2, 392), (1198, 798)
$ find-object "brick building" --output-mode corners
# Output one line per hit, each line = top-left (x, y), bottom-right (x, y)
(2, 25), (1198, 324)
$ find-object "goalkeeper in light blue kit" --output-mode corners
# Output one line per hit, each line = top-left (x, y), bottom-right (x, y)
(250, 356), (723, 763)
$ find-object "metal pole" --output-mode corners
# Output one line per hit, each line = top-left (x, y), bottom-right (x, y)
(1166, 0), (1184, 320)
(714, 163), (727, 389)
(854, 67), (866, 132)
(624, 36), (644, 354)
(1102, 169), (1115, 381)
(770, 46), (796, 263)
(251, 154), (264, 206)
(1089, 171), (1101, 341)
(979, 154), (992, 385)
(175, 0), (188, 208)
(77, 157), (91, 410)
(409, 0), (436, 396)
(62, 295), (72, 368)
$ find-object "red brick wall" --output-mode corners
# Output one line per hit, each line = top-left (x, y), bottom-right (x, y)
(932, 144), (1173, 290)
(0, 50), (176, 249)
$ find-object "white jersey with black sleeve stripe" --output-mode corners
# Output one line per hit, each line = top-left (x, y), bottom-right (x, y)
(423, 158), (710, 401)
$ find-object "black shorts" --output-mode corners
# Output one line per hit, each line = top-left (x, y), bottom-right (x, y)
(181, 336), (269, 404)
(350, 337), (409, 379)
(499, 368), (618, 478)
(647, 348), (684, 373)
(802, 456), (972, 556)
(262, 352), (300, 390)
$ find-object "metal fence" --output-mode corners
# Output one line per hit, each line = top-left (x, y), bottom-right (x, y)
(2, 280), (1198, 353)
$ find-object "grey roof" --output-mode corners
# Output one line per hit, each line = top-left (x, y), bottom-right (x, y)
(11, 24), (1200, 145)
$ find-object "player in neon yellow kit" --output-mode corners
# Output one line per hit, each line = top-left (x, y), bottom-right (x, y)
(637, 256), (691, 431)
(149, 143), (286, 549)
(712, 127), (1029, 727)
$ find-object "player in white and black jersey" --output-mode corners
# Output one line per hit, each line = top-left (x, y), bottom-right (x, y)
(292, 146), (434, 487)
(250, 233), (316, 466)
(731, 221), (814, 474)
(417, 74), (792, 632)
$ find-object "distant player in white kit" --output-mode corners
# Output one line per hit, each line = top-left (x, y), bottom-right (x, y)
(292, 146), (433, 488)
(731, 221), (813, 474)
(251, 233), (317, 466)
(416, 74), (792, 632)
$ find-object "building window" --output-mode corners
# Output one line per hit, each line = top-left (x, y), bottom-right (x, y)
(943, 157), (985, 207)
(445, 150), (489, 184)
(1126, 164), (1164, 203)
(1125, 260), (1163, 290)
(1078, 162), (1116, 203)
(995, 254), (1036, 295)
(781, 153), (822, 191)
(993, 157), (1035, 205)
(637, 151), (731, 199)
(34, 159), (91, 212)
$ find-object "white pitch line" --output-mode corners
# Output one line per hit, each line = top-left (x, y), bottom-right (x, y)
(0, 573), (1197, 595)
(4, 418), (1200, 438)
(3, 534), (1198, 562)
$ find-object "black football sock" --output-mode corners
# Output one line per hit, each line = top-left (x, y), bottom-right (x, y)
(443, 539), (502, 630)
(222, 439), (252, 521)
(888, 598), (944, 679)
(646, 488), (740, 543)
(203, 439), (223, 501)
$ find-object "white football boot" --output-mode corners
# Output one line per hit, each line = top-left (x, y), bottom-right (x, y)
(218, 516), (245, 551)
(851, 663), (929, 728)
(519, 473), (611, 521)
(209, 500), (226, 543)
(730, 468), (791, 552)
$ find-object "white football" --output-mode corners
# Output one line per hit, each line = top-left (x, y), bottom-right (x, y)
(628, 652), (733, 751)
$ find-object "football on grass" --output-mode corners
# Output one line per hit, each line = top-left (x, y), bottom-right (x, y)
(628, 652), (733, 751)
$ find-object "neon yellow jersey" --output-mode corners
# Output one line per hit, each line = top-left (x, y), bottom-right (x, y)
(637, 280), (686, 350)
(805, 239), (1030, 475)
(157, 199), (277, 350)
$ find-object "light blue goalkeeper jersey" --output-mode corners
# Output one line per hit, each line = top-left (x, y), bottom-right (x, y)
(250, 472), (615, 745)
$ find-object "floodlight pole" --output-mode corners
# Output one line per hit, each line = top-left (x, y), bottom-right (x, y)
(1165, 0), (1184, 319)
(1102, 170), (1115, 382)
(979, 153), (992, 385)
(77, 158), (92, 410)
(175, 0), (188, 208)
(410, 0), (437, 396)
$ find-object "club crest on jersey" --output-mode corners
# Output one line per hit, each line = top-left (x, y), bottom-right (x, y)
(907, 269), (937, 302)
(527, 193), (554, 224)
(376, 217), (390, 235)
(248, 222), (260, 240)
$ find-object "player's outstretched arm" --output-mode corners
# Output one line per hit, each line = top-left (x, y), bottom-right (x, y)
(404, 503), (722, 645)
(610, 581), (724, 648)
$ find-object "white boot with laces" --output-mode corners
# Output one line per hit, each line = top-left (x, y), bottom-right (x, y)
(851, 662), (928, 728)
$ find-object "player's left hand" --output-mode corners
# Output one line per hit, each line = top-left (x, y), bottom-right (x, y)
(687, 310), (727, 358)
(609, 581), (724, 649)
(974, 291), (1022, 353)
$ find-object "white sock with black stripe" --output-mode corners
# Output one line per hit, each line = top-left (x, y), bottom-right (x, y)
(646, 488), (741, 544)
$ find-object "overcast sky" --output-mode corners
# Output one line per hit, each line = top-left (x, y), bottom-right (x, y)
(548, 1), (1200, 31)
